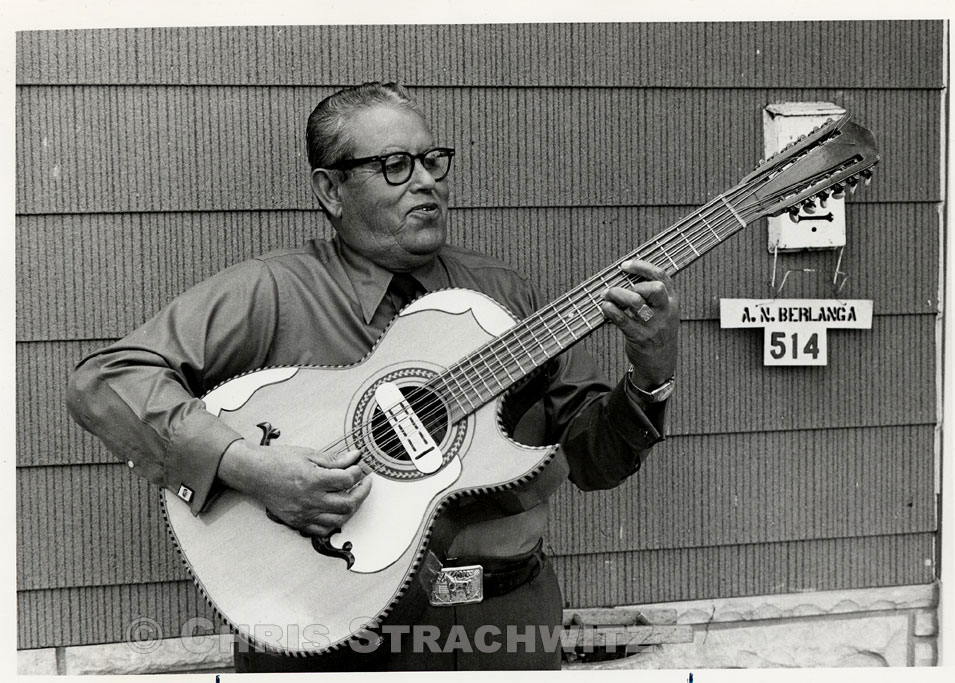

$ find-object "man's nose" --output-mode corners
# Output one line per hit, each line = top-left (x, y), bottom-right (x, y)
(408, 158), (438, 189)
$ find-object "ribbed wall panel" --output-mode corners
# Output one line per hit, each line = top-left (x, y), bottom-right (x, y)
(16, 313), (935, 469)
(18, 581), (223, 650)
(582, 314), (937, 437)
(676, 315), (935, 436)
(548, 425), (935, 555)
(552, 533), (936, 607)
(14, 203), (939, 342)
(15, 212), (333, 342)
(15, 23), (944, 88)
(17, 423), (933, 591)
(16, 339), (107, 468)
(17, 466), (185, 591)
(15, 86), (939, 215)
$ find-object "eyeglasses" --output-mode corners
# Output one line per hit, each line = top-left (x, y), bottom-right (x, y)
(328, 147), (455, 186)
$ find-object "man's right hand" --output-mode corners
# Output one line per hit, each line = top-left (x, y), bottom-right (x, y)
(217, 440), (372, 537)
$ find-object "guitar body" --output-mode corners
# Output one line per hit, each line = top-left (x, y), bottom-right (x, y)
(162, 289), (559, 656)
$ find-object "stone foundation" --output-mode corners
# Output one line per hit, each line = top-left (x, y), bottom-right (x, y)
(17, 583), (939, 674)
(567, 583), (939, 670)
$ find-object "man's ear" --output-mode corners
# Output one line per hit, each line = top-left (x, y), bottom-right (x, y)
(310, 168), (343, 219)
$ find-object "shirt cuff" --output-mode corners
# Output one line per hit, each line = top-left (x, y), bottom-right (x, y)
(607, 377), (668, 447)
(164, 408), (244, 516)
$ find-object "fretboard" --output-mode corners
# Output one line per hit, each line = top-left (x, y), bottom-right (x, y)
(429, 188), (762, 423)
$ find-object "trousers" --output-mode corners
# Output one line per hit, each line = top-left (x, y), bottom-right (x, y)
(233, 559), (564, 671)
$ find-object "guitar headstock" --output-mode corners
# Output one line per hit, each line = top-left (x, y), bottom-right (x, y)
(738, 113), (880, 220)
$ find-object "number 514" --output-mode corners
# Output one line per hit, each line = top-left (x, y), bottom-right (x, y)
(766, 330), (825, 365)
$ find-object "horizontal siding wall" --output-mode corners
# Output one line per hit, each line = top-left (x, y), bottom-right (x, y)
(15, 22), (943, 87)
(553, 533), (937, 608)
(16, 203), (939, 342)
(19, 581), (224, 651)
(16, 86), (941, 214)
(15, 22), (944, 650)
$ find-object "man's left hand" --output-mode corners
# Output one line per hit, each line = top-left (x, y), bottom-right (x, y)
(600, 259), (680, 391)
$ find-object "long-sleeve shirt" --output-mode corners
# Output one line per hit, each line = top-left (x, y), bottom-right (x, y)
(67, 235), (666, 560)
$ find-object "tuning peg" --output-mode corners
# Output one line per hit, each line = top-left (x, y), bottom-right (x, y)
(788, 206), (800, 222)
(802, 199), (817, 214)
(817, 191), (829, 208)
(831, 183), (845, 199)
(861, 168), (873, 186)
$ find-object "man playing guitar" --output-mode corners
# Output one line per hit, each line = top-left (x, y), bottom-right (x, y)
(67, 81), (681, 671)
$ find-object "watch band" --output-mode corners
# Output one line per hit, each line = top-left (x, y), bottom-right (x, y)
(626, 366), (676, 403)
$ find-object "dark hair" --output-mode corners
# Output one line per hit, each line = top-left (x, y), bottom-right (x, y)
(306, 82), (419, 171)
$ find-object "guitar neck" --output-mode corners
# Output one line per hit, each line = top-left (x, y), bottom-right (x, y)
(431, 185), (764, 422)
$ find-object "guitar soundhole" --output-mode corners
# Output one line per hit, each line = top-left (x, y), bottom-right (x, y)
(368, 385), (449, 463)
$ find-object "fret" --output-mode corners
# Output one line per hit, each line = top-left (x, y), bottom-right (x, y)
(457, 359), (488, 405)
(537, 312), (565, 351)
(719, 194), (747, 228)
(472, 353), (497, 397)
(552, 299), (580, 340)
(435, 377), (469, 419)
(596, 271), (618, 292)
(446, 368), (479, 412)
(680, 230), (701, 257)
(698, 210), (721, 242)
(496, 337), (527, 379)
(655, 238), (679, 270)
(509, 328), (540, 371)
(568, 294), (596, 330)
(583, 286), (604, 314)
(526, 324), (549, 356)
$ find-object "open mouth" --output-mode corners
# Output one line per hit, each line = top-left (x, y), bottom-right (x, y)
(409, 203), (439, 216)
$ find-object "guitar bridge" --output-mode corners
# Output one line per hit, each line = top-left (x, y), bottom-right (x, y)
(374, 382), (443, 474)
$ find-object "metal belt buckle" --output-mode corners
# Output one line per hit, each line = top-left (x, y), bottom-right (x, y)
(429, 564), (484, 606)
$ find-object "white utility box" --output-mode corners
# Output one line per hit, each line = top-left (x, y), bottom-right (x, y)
(764, 102), (847, 252)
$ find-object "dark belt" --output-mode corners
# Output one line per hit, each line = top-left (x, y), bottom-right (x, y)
(429, 539), (545, 606)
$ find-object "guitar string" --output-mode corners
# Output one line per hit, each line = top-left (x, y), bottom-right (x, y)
(314, 188), (765, 466)
(319, 135), (857, 467)
(418, 184), (766, 411)
(428, 193), (758, 413)
(356, 195), (764, 465)
(338, 207), (755, 469)
(397, 126), (849, 436)
(422, 152), (835, 412)
(319, 190), (765, 466)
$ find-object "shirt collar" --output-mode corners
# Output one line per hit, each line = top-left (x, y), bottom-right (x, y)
(330, 236), (450, 324)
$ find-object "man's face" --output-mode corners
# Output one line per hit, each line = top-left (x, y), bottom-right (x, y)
(333, 105), (450, 271)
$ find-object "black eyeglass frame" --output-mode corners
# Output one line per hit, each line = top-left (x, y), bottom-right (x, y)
(327, 147), (456, 186)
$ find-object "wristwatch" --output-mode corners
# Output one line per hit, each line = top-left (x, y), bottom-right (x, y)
(626, 366), (676, 403)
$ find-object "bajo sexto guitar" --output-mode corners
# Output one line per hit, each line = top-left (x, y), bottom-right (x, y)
(163, 113), (879, 656)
